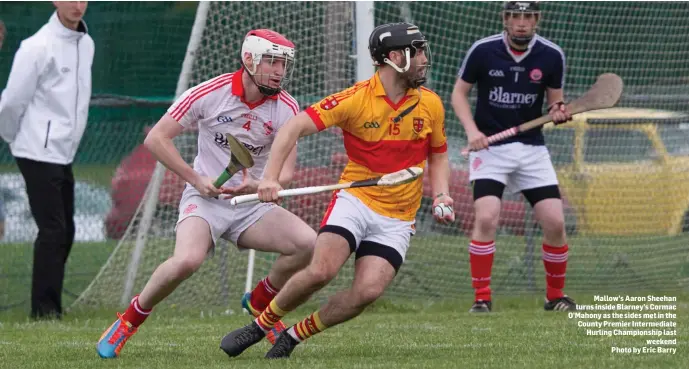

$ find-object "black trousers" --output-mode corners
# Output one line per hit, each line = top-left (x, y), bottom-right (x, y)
(15, 157), (75, 319)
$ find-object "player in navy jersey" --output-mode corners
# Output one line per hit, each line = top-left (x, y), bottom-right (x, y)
(451, 1), (576, 313)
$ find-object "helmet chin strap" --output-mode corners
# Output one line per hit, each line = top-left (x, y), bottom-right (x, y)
(245, 61), (280, 96)
(252, 76), (280, 96)
(510, 34), (533, 47)
(381, 48), (428, 88)
(383, 47), (411, 73)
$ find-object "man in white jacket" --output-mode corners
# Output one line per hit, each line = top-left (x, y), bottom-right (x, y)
(0, 2), (94, 319)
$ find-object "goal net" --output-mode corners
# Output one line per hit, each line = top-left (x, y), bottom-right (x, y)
(72, 1), (689, 312)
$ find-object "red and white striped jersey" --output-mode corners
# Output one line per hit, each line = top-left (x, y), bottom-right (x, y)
(167, 68), (299, 189)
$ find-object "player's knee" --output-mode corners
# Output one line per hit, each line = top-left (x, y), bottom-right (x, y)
(353, 283), (386, 307)
(532, 196), (567, 241)
(294, 231), (317, 257)
(543, 214), (565, 232)
(542, 215), (566, 240)
(172, 255), (204, 280)
(474, 209), (500, 234)
(278, 229), (316, 259)
(304, 263), (337, 288)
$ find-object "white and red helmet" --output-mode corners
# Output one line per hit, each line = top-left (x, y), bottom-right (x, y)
(241, 29), (295, 96)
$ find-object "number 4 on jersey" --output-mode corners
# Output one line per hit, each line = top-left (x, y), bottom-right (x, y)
(242, 121), (251, 131)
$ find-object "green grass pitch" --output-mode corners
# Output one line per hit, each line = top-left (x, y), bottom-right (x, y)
(0, 295), (686, 369)
(1, 236), (687, 369)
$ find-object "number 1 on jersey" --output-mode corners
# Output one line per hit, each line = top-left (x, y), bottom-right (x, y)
(242, 121), (251, 131)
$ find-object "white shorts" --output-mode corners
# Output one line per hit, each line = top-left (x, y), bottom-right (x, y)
(320, 190), (416, 272)
(176, 186), (277, 246)
(468, 142), (558, 194)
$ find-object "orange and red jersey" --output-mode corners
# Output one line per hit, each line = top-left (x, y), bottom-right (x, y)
(304, 72), (447, 221)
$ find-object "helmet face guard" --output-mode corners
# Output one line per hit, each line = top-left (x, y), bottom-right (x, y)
(393, 39), (431, 89)
(369, 23), (432, 88)
(241, 30), (295, 96)
(502, 1), (541, 46)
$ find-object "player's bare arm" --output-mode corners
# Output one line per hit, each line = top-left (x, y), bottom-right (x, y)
(222, 145), (297, 196)
(546, 87), (572, 124)
(144, 113), (221, 198)
(278, 144), (298, 188)
(428, 150), (455, 224)
(451, 78), (488, 150)
(257, 111), (319, 202)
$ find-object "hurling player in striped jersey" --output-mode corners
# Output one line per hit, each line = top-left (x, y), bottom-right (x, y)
(219, 22), (455, 359)
(97, 29), (317, 358)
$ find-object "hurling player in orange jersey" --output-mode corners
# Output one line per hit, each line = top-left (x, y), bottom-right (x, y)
(219, 22), (454, 359)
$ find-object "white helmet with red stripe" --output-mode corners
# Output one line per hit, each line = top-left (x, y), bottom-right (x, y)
(241, 29), (295, 96)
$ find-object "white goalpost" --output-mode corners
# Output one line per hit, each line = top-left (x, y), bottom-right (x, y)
(119, 1), (212, 306)
(355, 1), (375, 81)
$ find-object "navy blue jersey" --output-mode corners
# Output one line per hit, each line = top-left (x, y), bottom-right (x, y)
(458, 33), (565, 146)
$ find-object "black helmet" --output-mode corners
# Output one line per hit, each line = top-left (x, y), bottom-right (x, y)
(503, 1), (540, 13)
(368, 22), (430, 87)
(502, 2), (541, 46)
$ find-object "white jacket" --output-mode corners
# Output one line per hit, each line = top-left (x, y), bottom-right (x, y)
(0, 12), (94, 165)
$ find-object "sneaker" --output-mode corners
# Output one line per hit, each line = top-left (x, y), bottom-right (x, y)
(220, 321), (266, 358)
(96, 313), (138, 358)
(544, 295), (577, 311)
(241, 292), (286, 345)
(265, 331), (300, 359)
(469, 300), (492, 313)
